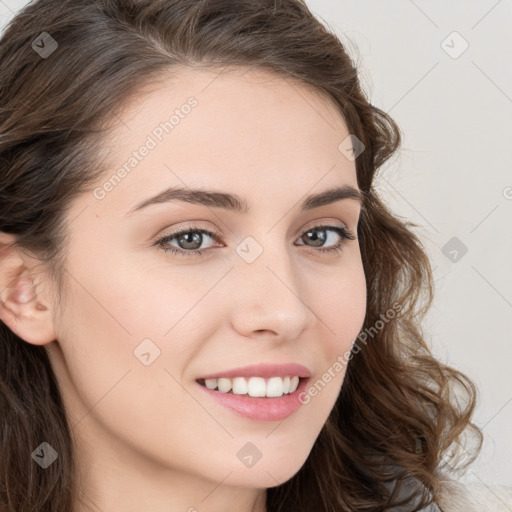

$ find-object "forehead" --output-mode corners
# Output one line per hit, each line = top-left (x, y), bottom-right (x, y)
(104, 65), (350, 155)
(90, 66), (358, 214)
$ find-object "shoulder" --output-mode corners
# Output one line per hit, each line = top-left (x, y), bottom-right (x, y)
(437, 478), (512, 512)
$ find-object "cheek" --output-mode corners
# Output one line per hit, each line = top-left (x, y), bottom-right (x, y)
(301, 260), (366, 402)
(54, 274), (211, 470)
(315, 259), (367, 347)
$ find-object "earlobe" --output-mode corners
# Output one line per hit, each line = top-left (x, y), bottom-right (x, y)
(0, 233), (56, 346)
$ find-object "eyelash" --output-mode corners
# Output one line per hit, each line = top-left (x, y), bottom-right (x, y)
(154, 223), (357, 258)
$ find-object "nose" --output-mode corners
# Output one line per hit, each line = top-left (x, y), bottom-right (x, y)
(228, 243), (317, 342)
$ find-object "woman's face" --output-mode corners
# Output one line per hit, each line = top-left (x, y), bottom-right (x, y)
(45, 67), (366, 505)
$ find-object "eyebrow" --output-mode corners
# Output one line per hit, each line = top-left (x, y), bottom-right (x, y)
(125, 184), (364, 216)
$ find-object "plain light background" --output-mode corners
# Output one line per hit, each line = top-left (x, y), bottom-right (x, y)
(1, 0), (511, 489)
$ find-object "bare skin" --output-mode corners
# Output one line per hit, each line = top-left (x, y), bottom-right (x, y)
(0, 66), (366, 512)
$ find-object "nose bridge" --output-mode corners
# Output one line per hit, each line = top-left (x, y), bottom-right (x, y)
(229, 233), (315, 338)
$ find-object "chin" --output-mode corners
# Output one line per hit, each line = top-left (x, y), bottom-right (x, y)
(224, 453), (309, 489)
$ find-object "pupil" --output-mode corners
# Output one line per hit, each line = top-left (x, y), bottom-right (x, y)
(179, 232), (202, 250)
(305, 229), (326, 247)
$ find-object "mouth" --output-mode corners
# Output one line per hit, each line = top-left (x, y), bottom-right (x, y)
(194, 375), (311, 422)
(195, 376), (308, 399)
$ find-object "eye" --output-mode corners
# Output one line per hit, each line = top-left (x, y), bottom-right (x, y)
(295, 224), (356, 255)
(154, 223), (356, 257)
(155, 227), (221, 257)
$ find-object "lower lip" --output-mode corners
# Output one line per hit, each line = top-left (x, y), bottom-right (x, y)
(195, 377), (310, 422)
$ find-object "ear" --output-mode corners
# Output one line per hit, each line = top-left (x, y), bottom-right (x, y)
(0, 231), (57, 346)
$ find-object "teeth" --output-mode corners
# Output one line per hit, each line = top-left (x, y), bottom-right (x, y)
(217, 377), (232, 393)
(282, 376), (291, 394)
(232, 377), (248, 395)
(205, 378), (218, 390)
(201, 375), (301, 397)
(247, 377), (266, 397)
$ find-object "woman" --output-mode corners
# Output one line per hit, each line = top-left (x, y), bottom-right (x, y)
(0, 0), (489, 510)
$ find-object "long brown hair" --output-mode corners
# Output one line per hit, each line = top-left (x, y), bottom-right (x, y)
(0, 1), (482, 510)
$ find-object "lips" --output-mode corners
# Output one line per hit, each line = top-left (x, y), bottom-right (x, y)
(195, 374), (311, 421)
(196, 362), (311, 381)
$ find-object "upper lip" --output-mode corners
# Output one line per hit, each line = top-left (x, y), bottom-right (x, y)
(197, 363), (311, 380)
